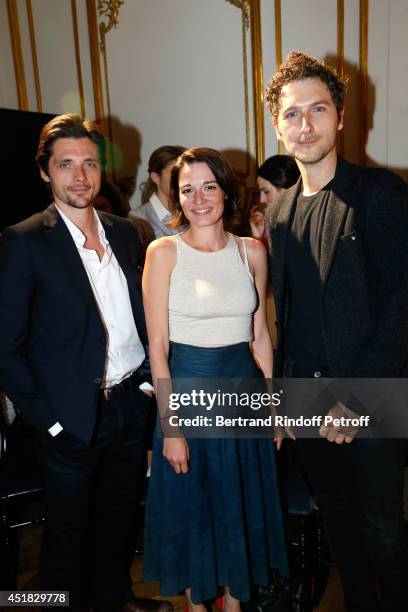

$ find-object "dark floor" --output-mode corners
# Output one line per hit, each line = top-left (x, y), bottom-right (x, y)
(6, 524), (345, 612)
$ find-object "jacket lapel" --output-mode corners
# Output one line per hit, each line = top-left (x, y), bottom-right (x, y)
(43, 204), (101, 314)
(320, 157), (354, 286)
(99, 213), (147, 343)
(270, 180), (300, 321)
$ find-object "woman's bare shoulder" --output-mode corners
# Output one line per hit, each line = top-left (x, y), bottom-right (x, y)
(239, 235), (267, 258)
(147, 235), (177, 254)
(145, 235), (177, 267)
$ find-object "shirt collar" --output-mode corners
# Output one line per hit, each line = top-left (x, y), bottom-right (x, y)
(150, 193), (171, 222)
(56, 205), (109, 248)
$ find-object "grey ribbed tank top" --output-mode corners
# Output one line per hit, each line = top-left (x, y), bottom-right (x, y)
(169, 233), (257, 346)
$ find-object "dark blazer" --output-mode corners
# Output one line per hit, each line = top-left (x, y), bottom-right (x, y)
(0, 204), (150, 444)
(267, 156), (408, 379)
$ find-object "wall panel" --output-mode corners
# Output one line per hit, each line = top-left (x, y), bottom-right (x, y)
(103, 0), (252, 206)
(1, 0), (407, 196)
(16, 0), (38, 111)
(1, 1), (20, 109)
(280, 0), (337, 61)
(30, 0), (82, 115)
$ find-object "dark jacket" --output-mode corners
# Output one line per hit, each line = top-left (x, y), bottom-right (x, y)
(267, 156), (408, 379)
(0, 204), (150, 444)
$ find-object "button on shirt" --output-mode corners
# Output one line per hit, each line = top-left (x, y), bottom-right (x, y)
(56, 206), (146, 387)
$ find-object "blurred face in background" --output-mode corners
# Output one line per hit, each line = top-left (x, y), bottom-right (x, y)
(256, 176), (283, 206)
(151, 160), (177, 205)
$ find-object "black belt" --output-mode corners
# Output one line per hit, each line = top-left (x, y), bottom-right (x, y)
(102, 370), (142, 401)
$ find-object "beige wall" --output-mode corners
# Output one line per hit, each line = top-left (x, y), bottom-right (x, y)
(1, 0), (407, 208)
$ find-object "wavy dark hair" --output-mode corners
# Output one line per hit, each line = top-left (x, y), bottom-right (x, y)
(256, 154), (300, 188)
(36, 113), (106, 175)
(168, 147), (240, 228)
(265, 51), (347, 120)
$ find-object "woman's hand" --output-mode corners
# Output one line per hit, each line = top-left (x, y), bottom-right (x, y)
(249, 206), (266, 239)
(273, 424), (296, 450)
(163, 437), (190, 474)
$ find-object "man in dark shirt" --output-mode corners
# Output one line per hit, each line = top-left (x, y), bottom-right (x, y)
(265, 52), (408, 611)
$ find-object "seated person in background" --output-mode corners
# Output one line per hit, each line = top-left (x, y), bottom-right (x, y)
(248, 155), (299, 346)
(249, 154), (300, 246)
(129, 145), (186, 237)
(93, 182), (154, 264)
(128, 216), (155, 266)
(93, 180), (125, 216)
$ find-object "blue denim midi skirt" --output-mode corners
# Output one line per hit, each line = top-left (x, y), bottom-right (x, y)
(143, 342), (288, 603)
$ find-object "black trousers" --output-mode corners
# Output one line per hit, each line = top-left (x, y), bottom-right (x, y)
(297, 437), (408, 612)
(39, 386), (152, 612)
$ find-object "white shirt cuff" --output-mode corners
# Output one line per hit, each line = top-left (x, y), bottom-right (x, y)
(139, 382), (154, 394)
(48, 421), (63, 437)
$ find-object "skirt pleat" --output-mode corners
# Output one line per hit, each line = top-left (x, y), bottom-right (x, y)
(143, 342), (288, 603)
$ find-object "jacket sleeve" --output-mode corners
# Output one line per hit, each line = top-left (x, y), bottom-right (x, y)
(126, 220), (153, 385)
(0, 229), (57, 430)
(354, 171), (408, 377)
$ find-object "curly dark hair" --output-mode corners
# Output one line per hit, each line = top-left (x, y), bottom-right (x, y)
(265, 51), (348, 120)
(168, 148), (240, 228)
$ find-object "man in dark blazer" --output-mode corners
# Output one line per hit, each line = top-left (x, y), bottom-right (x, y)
(0, 114), (172, 612)
(265, 52), (408, 611)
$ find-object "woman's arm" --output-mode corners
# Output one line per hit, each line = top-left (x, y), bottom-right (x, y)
(246, 238), (289, 448)
(142, 238), (190, 473)
(246, 238), (273, 378)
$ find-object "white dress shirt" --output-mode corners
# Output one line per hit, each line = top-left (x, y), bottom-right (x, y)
(129, 193), (182, 238)
(149, 193), (171, 222)
(49, 206), (150, 436)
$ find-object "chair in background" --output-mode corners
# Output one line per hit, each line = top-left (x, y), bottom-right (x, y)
(0, 397), (45, 589)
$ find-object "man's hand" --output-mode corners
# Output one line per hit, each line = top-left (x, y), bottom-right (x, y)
(319, 402), (360, 444)
(163, 437), (190, 473)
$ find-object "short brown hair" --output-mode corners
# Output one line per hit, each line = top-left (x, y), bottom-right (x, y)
(36, 113), (106, 175)
(265, 51), (347, 119)
(168, 148), (240, 228)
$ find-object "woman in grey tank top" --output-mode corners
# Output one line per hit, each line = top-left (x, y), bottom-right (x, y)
(142, 148), (288, 611)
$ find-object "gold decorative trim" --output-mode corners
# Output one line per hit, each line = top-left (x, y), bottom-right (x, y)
(71, 0), (86, 117)
(224, 1), (251, 176)
(359, 0), (368, 165)
(337, 0), (344, 77)
(96, 0), (124, 179)
(240, 6), (251, 176)
(86, 0), (105, 127)
(25, 0), (42, 112)
(337, 0), (344, 156)
(249, 0), (265, 166)
(98, 0), (124, 35)
(274, 0), (284, 154)
(274, 0), (282, 67)
(6, 0), (28, 110)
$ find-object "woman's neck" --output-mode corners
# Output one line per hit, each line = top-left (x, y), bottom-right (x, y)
(182, 222), (228, 252)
